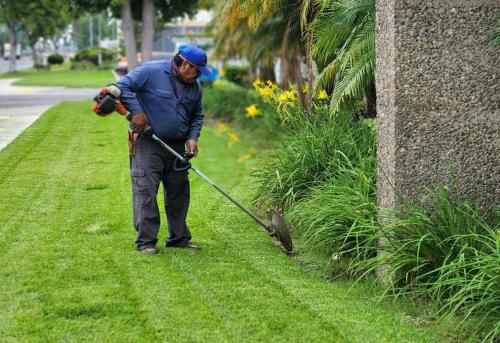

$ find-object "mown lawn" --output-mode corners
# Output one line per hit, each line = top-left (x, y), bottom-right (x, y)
(0, 64), (114, 88)
(0, 101), (442, 342)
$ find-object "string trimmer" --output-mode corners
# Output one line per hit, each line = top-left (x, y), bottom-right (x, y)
(92, 85), (293, 253)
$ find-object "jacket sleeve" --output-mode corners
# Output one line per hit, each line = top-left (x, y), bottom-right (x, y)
(187, 93), (204, 141)
(116, 65), (148, 115)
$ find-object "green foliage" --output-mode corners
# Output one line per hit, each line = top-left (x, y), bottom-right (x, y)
(356, 188), (500, 341)
(312, 0), (375, 113)
(70, 60), (115, 71)
(214, 1), (305, 85)
(106, 0), (199, 25)
(0, 67), (115, 88)
(202, 80), (280, 132)
(253, 109), (375, 209)
(22, 0), (70, 45)
(202, 81), (248, 119)
(253, 96), (499, 341)
(0, 100), (437, 342)
(47, 53), (64, 65)
(287, 132), (378, 269)
(73, 12), (116, 50)
(223, 65), (252, 87)
(70, 61), (99, 70)
(74, 47), (115, 66)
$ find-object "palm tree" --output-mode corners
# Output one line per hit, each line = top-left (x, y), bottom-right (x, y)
(312, 0), (376, 117)
(216, 0), (315, 107)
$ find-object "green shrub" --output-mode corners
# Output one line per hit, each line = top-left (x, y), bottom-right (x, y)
(202, 80), (280, 132)
(74, 47), (115, 66)
(202, 81), (249, 120)
(47, 53), (64, 65)
(253, 110), (376, 209)
(251, 85), (499, 339)
(354, 187), (500, 341)
(223, 65), (251, 87)
(34, 63), (48, 70)
(287, 157), (378, 270)
(70, 60), (115, 71)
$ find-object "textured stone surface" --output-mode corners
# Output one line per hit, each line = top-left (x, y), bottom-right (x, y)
(376, 0), (500, 209)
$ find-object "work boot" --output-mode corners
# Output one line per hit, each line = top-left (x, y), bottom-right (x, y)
(138, 246), (157, 254)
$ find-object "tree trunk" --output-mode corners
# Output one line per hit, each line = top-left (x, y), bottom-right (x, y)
(259, 56), (276, 82)
(290, 51), (306, 108)
(279, 19), (291, 88)
(305, 33), (315, 110)
(364, 81), (377, 118)
(121, 0), (137, 70)
(7, 21), (17, 73)
(30, 41), (37, 68)
(140, 0), (155, 62)
(53, 35), (60, 51)
(72, 17), (79, 51)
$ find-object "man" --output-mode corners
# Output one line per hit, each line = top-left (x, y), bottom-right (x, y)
(116, 45), (209, 254)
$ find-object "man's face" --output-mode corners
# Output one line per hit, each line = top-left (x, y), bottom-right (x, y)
(178, 58), (200, 84)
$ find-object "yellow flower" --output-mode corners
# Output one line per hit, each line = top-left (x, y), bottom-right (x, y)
(265, 80), (277, 89)
(227, 130), (239, 142)
(316, 89), (329, 100)
(245, 104), (261, 118)
(252, 78), (264, 90)
(277, 90), (297, 102)
(236, 154), (251, 164)
(226, 130), (240, 149)
(301, 84), (309, 94)
(257, 86), (273, 98)
(213, 79), (224, 88)
(217, 122), (228, 134)
(237, 148), (255, 163)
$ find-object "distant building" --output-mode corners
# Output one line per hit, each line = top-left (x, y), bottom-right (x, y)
(153, 10), (212, 57)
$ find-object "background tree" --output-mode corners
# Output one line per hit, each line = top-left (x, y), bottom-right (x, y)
(69, 0), (111, 50)
(312, 0), (376, 117)
(137, 0), (200, 63)
(22, 0), (71, 67)
(0, 0), (30, 72)
(217, 0), (318, 106)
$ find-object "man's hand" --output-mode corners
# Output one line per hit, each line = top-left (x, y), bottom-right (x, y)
(131, 112), (148, 133)
(186, 139), (198, 157)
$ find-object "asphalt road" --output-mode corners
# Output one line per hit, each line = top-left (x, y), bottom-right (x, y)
(0, 56), (33, 74)
(0, 78), (96, 151)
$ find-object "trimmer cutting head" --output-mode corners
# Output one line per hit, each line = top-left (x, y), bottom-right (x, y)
(269, 208), (293, 253)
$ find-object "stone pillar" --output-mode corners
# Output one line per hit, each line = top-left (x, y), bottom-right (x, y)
(376, 0), (500, 210)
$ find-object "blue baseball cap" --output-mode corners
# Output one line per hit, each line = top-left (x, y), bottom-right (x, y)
(179, 45), (210, 76)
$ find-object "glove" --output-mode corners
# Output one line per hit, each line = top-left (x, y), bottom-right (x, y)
(131, 112), (148, 133)
(186, 139), (198, 157)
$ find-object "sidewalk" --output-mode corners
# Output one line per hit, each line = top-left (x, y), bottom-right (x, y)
(0, 78), (96, 151)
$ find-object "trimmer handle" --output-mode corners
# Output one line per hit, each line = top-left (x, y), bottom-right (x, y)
(136, 127), (192, 172)
(173, 153), (193, 172)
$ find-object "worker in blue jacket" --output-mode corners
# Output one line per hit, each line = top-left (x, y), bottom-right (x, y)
(117, 45), (209, 254)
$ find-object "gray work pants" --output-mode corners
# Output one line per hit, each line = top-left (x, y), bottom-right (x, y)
(130, 135), (191, 249)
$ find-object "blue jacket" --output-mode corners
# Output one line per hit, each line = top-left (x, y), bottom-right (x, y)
(116, 60), (204, 142)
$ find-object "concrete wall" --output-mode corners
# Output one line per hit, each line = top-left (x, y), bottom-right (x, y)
(376, 0), (500, 209)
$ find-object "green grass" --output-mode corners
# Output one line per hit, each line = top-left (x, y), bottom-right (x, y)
(0, 101), (444, 342)
(0, 63), (114, 88)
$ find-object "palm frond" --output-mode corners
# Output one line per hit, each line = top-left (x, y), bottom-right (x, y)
(312, 0), (375, 114)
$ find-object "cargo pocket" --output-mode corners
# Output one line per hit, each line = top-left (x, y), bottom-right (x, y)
(131, 168), (148, 194)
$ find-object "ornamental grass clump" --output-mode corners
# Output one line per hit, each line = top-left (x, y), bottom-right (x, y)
(253, 104), (376, 211)
(287, 157), (378, 272)
(253, 108), (371, 208)
(356, 187), (499, 341)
